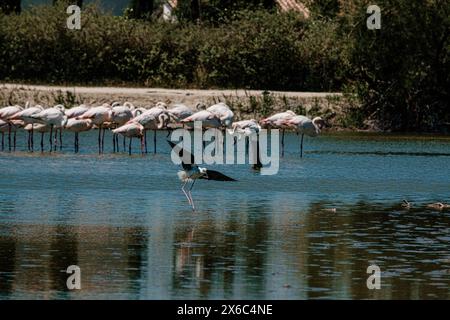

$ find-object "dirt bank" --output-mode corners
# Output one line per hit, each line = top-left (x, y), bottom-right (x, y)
(1, 83), (354, 127)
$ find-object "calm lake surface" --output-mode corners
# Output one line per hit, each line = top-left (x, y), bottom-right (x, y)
(0, 130), (449, 299)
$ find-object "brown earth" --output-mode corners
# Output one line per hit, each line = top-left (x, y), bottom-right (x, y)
(0, 83), (354, 127)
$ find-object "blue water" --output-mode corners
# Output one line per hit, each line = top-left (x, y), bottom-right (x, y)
(0, 130), (449, 299)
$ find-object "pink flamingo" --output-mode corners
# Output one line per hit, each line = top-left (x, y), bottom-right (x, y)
(130, 106), (170, 153)
(24, 123), (51, 152)
(77, 104), (112, 153)
(112, 122), (145, 155)
(111, 102), (134, 152)
(283, 115), (325, 157)
(260, 110), (296, 157)
(64, 118), (93, 153)
(30, 104), (67, 151)
(10, 104), (44, 151)
(0, 105), (24, 151)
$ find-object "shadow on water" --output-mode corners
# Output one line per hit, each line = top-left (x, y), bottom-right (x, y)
(171, 204), (270, 299)
(49, 225), (78, 298)
(0, 228), (16, 298)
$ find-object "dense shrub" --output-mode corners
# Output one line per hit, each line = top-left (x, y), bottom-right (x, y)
(346, 0), (450, 131)
(0, 3), (348, 90)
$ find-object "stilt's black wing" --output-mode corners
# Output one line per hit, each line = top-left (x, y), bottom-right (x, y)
(167, 140), (196, 171)
(203, 169), (237, 181)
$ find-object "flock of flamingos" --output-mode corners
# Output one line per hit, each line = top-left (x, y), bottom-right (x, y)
(0, 101), (325, 156)
(1, 101), (449, 210)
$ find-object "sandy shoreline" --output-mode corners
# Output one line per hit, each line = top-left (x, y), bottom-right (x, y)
(1, 83), (341, 99)
(1, 83), (342, 111)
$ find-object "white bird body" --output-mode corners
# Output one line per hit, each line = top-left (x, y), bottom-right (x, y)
(24, 123), (51, 133)
(0, 105), (23, 120)
(0, 120), (21, 132)
(78, 105), (112, 125)
(113, 122), (145, 155)
(146, 106), (169, 118)
(260, 110), (296, 128)
(177, 167), (207, 182)
(168, 104), (193, 122)
(112, 106), (133, 126)
(131, 108), (169, 129)
(207, 103), (234, 127)
(168, 140), (236, 211)
(10, 106), (43, 124)
(259, 110), (296, 157)
(31, 105), (67, 128)
(113, 122), (144, 138)
(181, 110), (222, 128)
(65, 118), (93, 133)
(285, 116), (325, 137)
(0, 119), (12, 132)
(77, 105), (111, 153)
(10, 119), (25, 128)
(282, 115), (326, 157)
(228, 119), (261, 138)
(65, 105), (89, 119)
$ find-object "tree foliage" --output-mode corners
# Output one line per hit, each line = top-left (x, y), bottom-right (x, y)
(0, 0), (21, 14)
(175, 0), (276, 23)
(348, 0), (450, 131)
(125, 0), (155, 20)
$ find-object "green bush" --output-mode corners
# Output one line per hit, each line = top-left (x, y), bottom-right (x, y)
(346, 0), (450, 131)
(0, 3), (348, 91)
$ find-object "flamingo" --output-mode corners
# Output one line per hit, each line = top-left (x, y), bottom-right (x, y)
(0, 119), (18, 151)
(0, 120), (12, 151)
(181, 110), (223, 150)
(112, 122), (145, 155)
(10, 104), (44, 151)
(0, 120), (24, 151)
(167, 104), (194, 124)
(65, 104), (89, 119)
(166, 103), (194, 141)
(24, 123), (51, 152)
(77, 104), (112, 153)
(168, 140), (236, 211)
(64, 118), (93, 153)
(0, 105), (24, 151)
(11, 119), (25, 151)
(260, 110), (296, 157)
(30, 104), (67, 151)
(132, 107), (147, 117)
(207, 102), (234, 128)
(180, 110), (222, 129)
(111, 103), (134, 152)
(283, 115), (325, 157)
(228, 119), (261, 138)
(131, 106), (169, 153)
(228, 119), (262, 170)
